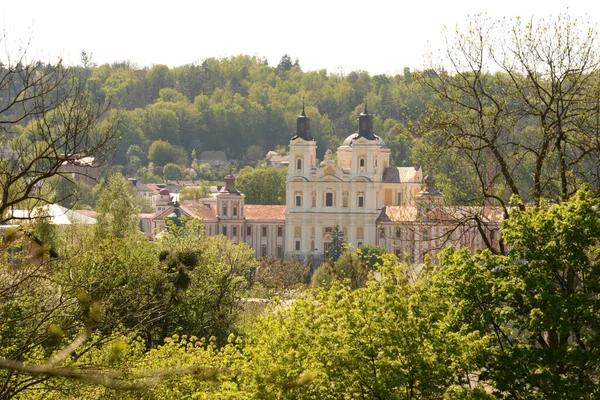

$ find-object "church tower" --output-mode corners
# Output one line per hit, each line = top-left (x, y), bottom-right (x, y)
(285, 106), (317, 260)
(287, 104), (316, 177)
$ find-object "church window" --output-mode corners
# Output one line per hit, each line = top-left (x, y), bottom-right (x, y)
(358, 196), (364, 207)
(296, 195), (302, 207)
(325, 192), (333, 207)
(296, 158), (302, 170)
(359, 158), (365, 167)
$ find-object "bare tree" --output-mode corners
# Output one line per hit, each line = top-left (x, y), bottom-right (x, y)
(0, 37), (117, 223)
(412, 13), (600, 209)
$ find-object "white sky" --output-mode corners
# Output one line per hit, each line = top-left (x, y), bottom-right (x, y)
(1, 0), (598, 75)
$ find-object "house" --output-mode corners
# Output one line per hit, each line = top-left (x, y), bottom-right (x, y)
(0, 226), (58, 267)
(59, 155), (101, 186)
(270, 155), (289, 168)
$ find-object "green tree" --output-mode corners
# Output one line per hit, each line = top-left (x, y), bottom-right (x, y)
(148, 140), (187, 166)
(277, 54), (293, 72)
(163, 163), (184, 181)
(436, 187), (600, 398)
(236, 168), (286, 205)
(94, 172), (140, 239)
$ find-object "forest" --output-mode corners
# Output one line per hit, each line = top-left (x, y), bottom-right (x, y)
(1, 12), (600, 399)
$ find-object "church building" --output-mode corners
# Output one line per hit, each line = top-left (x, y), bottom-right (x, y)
(153, 106), (504, 264)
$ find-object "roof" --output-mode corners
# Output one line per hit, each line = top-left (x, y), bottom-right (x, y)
(179, 200), (218, 220)
(382, 167), (421, 183)
(129, 179), (154, 193)
(244, 205), (286, 221)
(380, 205), (505, 224)
(8, 204), (97, 225)
(270, 155), (289, 163)
(379, 206), (418, 222)
(61, 156), (97, 167)
(340, 133), (388, 148)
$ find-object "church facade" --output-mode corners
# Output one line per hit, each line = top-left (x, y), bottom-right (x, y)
(153, 107), (503, 264)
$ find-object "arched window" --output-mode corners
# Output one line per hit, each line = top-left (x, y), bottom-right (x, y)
(296, 158), (302, 170)
(359, 158), (365, 167)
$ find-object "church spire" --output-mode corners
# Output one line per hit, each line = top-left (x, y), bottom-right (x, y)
(357, 100), (375, 140)
(292, 102), (312, 141)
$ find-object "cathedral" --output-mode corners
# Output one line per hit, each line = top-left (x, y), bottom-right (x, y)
(153, 107), (503, 265)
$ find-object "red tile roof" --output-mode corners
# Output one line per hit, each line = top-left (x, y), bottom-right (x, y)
(244, 205), (286, 221)
(180, 200), (217, 220)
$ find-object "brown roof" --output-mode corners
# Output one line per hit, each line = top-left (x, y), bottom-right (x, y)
(180, 200), (217, 220)
(244, 205), (286, 221)
(380, 206), (418, 222)
(380, 205), (505, 224)
(74, 209), (98, 218)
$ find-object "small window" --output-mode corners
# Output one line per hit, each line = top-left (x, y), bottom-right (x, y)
(312, 196), (316, 207)
(295, 241), (301, 251)
(222, 206), (227, 216)
(277, 226), (283, 237)
(277, 245), (283, 258)
(261, 245), (267, 257)
(296, 195), (302, 207)
(379, 228), (385, 238)
(296, 158), (302, 170)
(233, 207), (237, 216)
(396, 227), (401, 238)
(262, 226), (267, 237)
(490, 230), (496, 240)
(325, 193), (333, 207)
(397, 192), (402, 206)
(247, 226), (252, 236)
(343, 197), (348, 207)
(359, 158), (365, 167)
(233, 226), (237, 237)
(222, 226), (227, 236)
(325, 227), (333, 233)
(358, 196), (364, 207)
